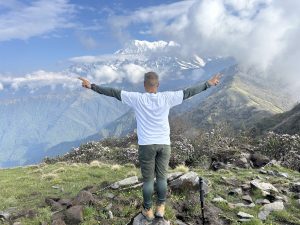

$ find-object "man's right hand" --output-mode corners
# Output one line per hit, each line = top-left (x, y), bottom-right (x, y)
(78, 77), (91, 89)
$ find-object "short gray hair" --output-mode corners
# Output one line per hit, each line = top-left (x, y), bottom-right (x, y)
(144, 72), (159, 87)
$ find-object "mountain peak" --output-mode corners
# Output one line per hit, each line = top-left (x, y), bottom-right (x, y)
(115, 40), (179, 55)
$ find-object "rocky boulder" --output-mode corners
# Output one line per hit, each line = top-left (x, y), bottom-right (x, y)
(128, 213), (170, 225)
(169, 171), (209, 194)
(290, 182), (300, 193)
(237, 211), (253, 222)
(51, 218), (66, 225)
(111, 176), (139, 189)
(250, 179), (278, 194)
(0, 211), (10, 221)
(64, 206), (84, 225)
(250, 153), (270, 168)
(258, 201), (284, 220)
(72, 190), (96, 205)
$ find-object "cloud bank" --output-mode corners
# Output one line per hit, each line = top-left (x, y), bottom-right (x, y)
(110, 0), (300, 91)
(0, 0), (75, 41)
(87, 64), (148, 85)
(0, 63), (149, 91)
(0, 71), (79, 91)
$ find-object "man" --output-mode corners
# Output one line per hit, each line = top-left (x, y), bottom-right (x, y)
(79, 72), (221, 221)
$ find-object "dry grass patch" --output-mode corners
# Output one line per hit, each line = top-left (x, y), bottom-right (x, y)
(71, 163), (81, 167)
(89, 160), (103, 168)
(124, 163), (136, 169)
(174, 165), (189, 173)
(111, 164), (122, 171)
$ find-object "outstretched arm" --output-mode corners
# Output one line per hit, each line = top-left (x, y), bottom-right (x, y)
(183, 73), (222, 100)
(78, 77), (121, 101)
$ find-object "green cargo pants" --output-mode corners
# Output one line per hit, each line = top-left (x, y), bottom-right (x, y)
(138, 144), (171, 209)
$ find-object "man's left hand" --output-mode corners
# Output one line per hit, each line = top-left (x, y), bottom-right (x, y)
(208, 73), (222, 86)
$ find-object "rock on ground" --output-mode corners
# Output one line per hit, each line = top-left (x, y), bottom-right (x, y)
(258, 201), (284, 220)
(250, 179), (278, 193)
(255, 199), (270, 205)
(242, 195), (253, 203)
(290, 182), (300, 193)
(64, 206), (84, 225)
(130, 213), (170, 225)
(111, 176), (139, 189)
(166, 172), (184, 182)
(0, 211), (10, 220)
(72, 190), (96, 205)
(212, 197), (228, 203)
(228, 188), (243, 196)
(237, 211), (254, 219)
(250, 153), (270, 168)
(169, 171), (209, 194)
(52, 219), (67, 225)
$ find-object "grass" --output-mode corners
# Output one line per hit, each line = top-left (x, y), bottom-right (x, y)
(174, 164), (189, 173)
(0, 163), (299, 224)
(0, 162), (141, 225)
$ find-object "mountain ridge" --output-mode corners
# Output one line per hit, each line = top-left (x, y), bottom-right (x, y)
(255, 102), (300, 135)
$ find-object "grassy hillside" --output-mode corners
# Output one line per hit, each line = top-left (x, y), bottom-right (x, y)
(255, 103), (300, 135)
(172, 66), (293, 134)
(0, 162), (300, 225)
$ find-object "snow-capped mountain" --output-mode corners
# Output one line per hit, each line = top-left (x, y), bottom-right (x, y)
(115, 40), (206, 70)
(114, 40), (179, 55)
(68, 40), (232, 91)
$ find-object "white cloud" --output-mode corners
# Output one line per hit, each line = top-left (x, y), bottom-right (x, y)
(122, 64), (147, 83)
(70, 56), (100, 64)
(0, 0), (75, 41)
(69, 54), (147, 64)
(0, 82), (3, 91)
(0, 70), (79, 90)
(110, 0), (300, 94)
(83, 63), (149, 85)
(89, 65), (121, 84)
(109, 0), (194, 42)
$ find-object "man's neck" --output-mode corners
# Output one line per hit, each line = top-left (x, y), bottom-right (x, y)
(145, 87), (157, 93)
(146, 89), (157, 94)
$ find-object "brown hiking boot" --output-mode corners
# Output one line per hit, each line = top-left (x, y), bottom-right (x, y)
(141, 206), (154, 221)
(155, 203), (165, 218)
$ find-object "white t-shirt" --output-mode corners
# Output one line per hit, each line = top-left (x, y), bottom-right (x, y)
(121, 90), (184, 145)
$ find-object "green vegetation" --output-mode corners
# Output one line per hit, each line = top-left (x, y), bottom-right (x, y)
(0, 163), (299, 224)
(0, 162), (138, 211)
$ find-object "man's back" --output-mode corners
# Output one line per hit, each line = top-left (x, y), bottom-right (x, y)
(121, 91), (183, 145)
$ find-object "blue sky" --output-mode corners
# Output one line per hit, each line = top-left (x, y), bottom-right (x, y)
(0, 0), (176, 75)
(0, 0), (299, 94)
